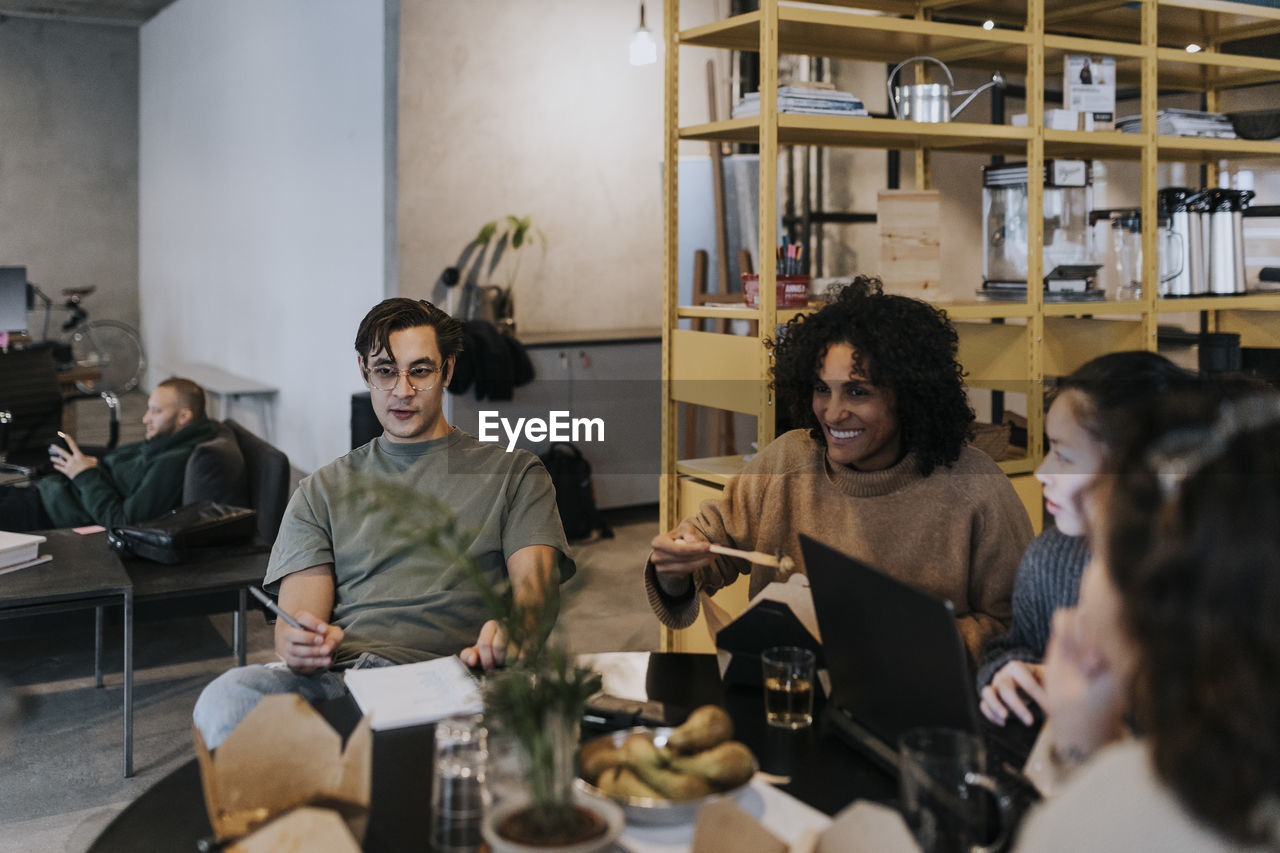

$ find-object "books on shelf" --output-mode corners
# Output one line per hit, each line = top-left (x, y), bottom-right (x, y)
(1117, 109), (1236, 138)
(733, 86), (868, 119)
(0, 531), (50, 575)
(343, 655), (484, 731)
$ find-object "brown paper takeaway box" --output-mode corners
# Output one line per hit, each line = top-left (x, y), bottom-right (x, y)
(193, 693), (372, 848)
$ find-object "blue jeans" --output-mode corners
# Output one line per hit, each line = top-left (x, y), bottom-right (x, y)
(193, 652), (395, 748)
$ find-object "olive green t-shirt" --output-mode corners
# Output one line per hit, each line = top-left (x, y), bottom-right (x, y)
(264, 429), (575, 664)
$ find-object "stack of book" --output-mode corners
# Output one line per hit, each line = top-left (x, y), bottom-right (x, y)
(1117, 109), (1236, 138)
(733, 86), (868, 119)
(0, 530), (50, 575)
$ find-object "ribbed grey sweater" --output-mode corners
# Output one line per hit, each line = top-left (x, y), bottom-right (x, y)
(975, 526), (1091, 688)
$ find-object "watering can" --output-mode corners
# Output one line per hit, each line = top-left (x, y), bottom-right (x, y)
(887, 56), (1005, 123)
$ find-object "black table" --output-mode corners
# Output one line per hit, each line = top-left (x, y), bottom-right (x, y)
(126, 546), (273, 668)
(0, 529), (134, 776)
(88, 652), (896, 852)
(2, 530), (273, 779)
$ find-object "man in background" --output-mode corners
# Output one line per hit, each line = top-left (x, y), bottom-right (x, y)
(0, 377), (216, 531)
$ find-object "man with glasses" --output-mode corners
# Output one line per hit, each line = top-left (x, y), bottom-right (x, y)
(194, 299), (574, 748)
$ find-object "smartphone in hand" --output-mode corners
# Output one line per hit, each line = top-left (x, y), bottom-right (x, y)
(48, 431), (70, 457)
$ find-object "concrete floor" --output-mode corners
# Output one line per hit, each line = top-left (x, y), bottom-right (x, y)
(0, 392), (662, 852)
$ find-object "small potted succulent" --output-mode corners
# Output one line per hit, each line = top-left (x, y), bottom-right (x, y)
(343, 476), (620, 851)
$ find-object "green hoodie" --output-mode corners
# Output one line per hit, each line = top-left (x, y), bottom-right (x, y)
(37, 416), (220, 530)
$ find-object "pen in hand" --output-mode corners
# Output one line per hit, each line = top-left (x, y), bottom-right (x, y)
(248, 585), (310, 632)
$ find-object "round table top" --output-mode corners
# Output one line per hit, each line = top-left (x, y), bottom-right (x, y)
(88, 652), (898, 853)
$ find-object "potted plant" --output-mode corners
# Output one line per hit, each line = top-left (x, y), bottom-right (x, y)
(458, 215), (545, 335)
(481, 647), (615, 850)
(342, 477), (621, 851)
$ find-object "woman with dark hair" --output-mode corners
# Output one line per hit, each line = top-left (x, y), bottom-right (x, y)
(979, 351), (1198, 728)
(1016, 395), (1280, 850)
(645, 277), (1033, 659)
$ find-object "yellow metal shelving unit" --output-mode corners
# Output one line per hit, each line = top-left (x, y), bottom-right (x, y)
(660, 0), (1280, 650)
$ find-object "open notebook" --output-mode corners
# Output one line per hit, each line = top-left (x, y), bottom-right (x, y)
(342, 655), (483, 730)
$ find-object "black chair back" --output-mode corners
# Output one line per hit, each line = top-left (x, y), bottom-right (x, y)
(0, 347), (62, 473)
(225, 419), (291, 543)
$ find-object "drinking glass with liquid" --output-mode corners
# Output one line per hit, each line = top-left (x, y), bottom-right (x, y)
(431, 714), (488, 853)
(761, 646), (815, 729)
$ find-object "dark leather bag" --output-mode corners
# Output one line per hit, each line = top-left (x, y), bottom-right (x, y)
(107, 500), (257, 564)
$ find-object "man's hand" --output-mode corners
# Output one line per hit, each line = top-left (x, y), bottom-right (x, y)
(275, 609), (344, 674)
(275, 566), (339, 674)
(49, 433), (99, 480)
(1042, 608), (1128, 766)
(459, 619), (508, 671)
(649, 521), (713, 596)
(980, 660), (1048, 726)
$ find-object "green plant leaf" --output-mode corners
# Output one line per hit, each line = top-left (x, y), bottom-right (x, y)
(508, 215), (533, 249)
(475, 220), (499, 245)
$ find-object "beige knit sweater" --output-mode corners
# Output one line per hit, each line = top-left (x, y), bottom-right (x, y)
(645, 430), (1033, 660)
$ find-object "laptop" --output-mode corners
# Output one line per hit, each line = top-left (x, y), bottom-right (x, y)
(799, 534), (1036, 778)
(0, 267), (28, 334)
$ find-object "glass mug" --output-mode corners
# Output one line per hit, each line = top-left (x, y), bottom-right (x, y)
(898, 727), (1014, 853)
(761, 646), (816, 729)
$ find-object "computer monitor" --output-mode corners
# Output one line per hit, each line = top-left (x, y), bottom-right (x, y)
(0, 267), (29, 334)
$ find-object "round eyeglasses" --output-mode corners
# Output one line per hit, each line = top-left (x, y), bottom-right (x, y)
(364, 364), (443, 392)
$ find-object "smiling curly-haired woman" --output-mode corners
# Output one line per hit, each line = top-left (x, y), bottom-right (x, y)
(645, 276), (1033, 660)
(772, 276), (973, 476)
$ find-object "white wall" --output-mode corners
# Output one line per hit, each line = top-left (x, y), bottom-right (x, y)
(399, 0), (726, 333)
(139, 0), (393, 473)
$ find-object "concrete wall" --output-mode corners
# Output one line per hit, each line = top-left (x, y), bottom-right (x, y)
(0, 17), (138, 335)
(399, 0), (725, 333)
(139, 0), (393, 473)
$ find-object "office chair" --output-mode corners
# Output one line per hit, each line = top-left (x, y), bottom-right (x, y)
(0, 346), (119, 477)
(183, 418), (291, 543)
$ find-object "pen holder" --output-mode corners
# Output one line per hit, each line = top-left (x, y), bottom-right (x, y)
(743, 274), (811, 308)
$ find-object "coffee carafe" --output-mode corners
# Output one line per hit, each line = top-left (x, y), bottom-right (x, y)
(1108, 210), (1183, 300)
(1205, 187), (1255, 295)
(1158, 187), (1204, 297)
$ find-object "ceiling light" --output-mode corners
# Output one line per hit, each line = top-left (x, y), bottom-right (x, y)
(983, 20), (995, 30)
(630, 2), (658, 66)
(1186, 43), (1202, 53)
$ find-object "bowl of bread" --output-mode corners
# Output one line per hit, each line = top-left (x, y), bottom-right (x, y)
(576, 705), (757, 825)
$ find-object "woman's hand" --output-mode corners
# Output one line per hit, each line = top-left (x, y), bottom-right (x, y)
(1042, 608), (1128, 767)
(980, 660), (1047, 726)
(648, 521), (714, 596)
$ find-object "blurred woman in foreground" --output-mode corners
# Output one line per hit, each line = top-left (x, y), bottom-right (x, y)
(1016, 394), (1280, 851)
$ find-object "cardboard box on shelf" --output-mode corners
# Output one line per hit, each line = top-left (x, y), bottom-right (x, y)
(193, 694), (372, 847)
(878, 190), (941, 300)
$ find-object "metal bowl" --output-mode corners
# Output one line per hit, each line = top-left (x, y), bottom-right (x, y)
(575, 726), (756, 826)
